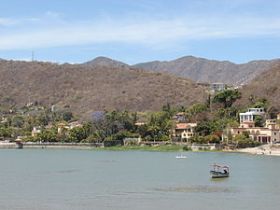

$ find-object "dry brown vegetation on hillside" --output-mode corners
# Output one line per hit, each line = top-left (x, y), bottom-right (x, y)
(238, 62), (280, 109)
(134, 56), (278, 85)
(0, 60), (207, 117)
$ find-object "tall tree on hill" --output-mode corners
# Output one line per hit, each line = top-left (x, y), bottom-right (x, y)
(213, 89), (241, 108)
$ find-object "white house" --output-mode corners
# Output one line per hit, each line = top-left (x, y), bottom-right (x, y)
(239, 108), (265, 127)
(210, 83), (226, 93)
(31, 126), (42, 137)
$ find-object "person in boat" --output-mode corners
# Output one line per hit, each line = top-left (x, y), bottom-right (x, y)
(223, 169), (228, 174)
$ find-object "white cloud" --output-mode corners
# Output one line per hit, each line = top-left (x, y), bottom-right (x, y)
(0, 17), (19, 26)
(1, 13), (280, 50)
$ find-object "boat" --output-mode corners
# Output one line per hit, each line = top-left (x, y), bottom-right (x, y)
(210, 164), (229, 178)
(176, 153), (187, 159)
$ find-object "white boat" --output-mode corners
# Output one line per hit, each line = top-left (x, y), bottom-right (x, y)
(176, 154), (187, 159)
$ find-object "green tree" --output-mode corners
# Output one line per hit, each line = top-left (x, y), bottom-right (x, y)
(37, 130), (57, 142)
(254, 116), (264, 127)
(0, 127), (12, 137)
(62, 111), (73, 122)
(67, 126), (88, 142)
(253, 98), (268, 109)
(162, 103), (175, 118)
(11, 116), (25, 128)
(213, 89), (241, 108)
(37, 112), (49, 126)
(186, 103), (207, 121)
(195, 121), (213, 136)
(148, 123), (160, 143)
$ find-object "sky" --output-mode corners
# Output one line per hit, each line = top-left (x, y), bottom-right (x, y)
(0, 0), (280, 64)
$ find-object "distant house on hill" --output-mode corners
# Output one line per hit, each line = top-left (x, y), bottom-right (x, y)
(210, 83), (226, 93)
(135, 122), (146, 126)
(172, 112), (187, 123)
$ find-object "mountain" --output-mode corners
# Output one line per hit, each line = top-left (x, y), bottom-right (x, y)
(238, 62), (280, 108)
(134, 56), (279, 85)
(0, 60), (207, 117)
(83, 56), (130, 69)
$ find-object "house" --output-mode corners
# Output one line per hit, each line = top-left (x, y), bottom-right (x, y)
(172, 123), (197, 142)
(135, 122), (146, 126)
(210, 83), (226, 93)
(230, 126), (280, 144)
(57, 121), (83, 134)
(31, 126), (42, 137)
(172, 112), (186, 122)
(239, 108), (265, 128)
(69, 121), (83, 129)
(228, 108), (280, 144)
(1, 117), (8, 124)
(57, 122), (69, 134)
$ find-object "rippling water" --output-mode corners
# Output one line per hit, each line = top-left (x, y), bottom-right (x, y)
(0, 149), (279, 210)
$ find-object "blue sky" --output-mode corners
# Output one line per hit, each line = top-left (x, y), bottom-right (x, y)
(0, 0), (280, 64)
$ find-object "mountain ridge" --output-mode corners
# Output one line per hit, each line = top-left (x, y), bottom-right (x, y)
(82, 56), (130, 69)
(133, 56), (280, 85)
(0, 59), (207, 117)
(1, 55), (278, 86)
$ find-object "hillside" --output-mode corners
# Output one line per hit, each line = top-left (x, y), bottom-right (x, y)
(0, 60), (207, 117)
(83, 56), (130, 69)
(134, 56), (278, 85)
(238, 62), (280, 108)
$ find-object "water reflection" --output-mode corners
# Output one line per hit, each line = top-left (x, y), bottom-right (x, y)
(154, 185), (238, 193)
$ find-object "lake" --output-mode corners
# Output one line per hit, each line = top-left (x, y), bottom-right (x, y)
(0, 149), (279, 210)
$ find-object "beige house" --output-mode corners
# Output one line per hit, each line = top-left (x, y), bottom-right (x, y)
(69, 121), (83, 129)
(229, 109), (280, 144)
(57, 121), (83, 134)
(173, 123), (197, 142)
(230, 126), (280, 144)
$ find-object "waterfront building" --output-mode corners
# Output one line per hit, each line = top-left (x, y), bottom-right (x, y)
(229, 108), (280, 144)
(172, 123), (197, 142)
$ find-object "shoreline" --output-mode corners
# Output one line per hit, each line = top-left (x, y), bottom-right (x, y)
(0, 142), (101, 150)
(1, 142), (280, 156)
(236, 144), (280, 156)
(0, 142), (205, 152)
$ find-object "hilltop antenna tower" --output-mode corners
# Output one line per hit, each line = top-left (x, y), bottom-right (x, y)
(32, 51), (34, 62)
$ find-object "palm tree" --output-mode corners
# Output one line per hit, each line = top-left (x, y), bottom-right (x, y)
(213, 89), (241, 108)
(148, 124), (160, 143)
